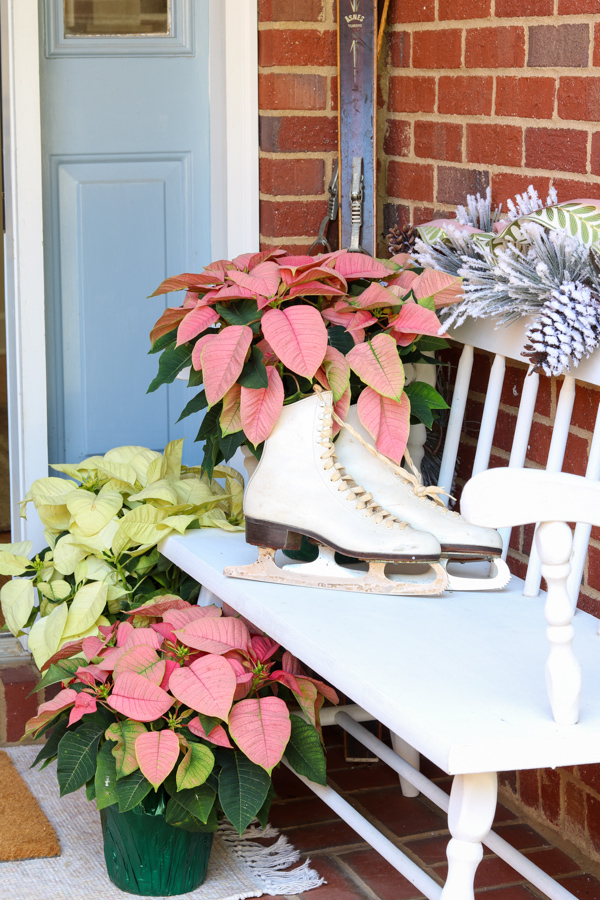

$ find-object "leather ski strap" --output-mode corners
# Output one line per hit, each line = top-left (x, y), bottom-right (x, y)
(337, 0), (377, 255)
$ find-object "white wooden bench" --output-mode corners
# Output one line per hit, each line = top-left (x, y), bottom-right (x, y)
(160, 316), (600, 900)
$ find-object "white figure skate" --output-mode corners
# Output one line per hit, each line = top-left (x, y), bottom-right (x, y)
(224, 391), (448, 595)
(334, 406), (510, 592)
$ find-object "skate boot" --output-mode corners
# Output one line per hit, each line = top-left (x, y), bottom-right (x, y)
(224, 391), (447, 596)
(334, 406), (510, 592)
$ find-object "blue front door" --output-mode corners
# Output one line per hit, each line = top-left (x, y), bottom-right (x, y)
(39, 0), (211, 464)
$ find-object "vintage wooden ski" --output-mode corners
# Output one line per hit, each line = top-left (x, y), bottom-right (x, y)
(337, 2), (380, 761)
(337, 0), (378, 255)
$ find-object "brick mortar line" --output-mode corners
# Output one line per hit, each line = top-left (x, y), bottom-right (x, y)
(388, 15), (600, 29)
(260, 192), (328, 201)
(259, 235), (322, 243)
(467, 394), (561, 430)
(332, 854), (393, 900)
(283, 836), (369, 856)
(259, 151), (337, 160)
(387, 66), (599, 75)
(259, 65), (338, 74)
(259, 109), (337, 117)
(258, 23), (336, 31)
(384, 112), (600, 131)
(387, 160), (600, 180)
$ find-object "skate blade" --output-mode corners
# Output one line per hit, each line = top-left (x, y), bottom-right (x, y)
(439, 557), (512, 591)
(224, 545), (448, 596)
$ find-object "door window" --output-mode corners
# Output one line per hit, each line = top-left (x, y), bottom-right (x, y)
(64, 1), (170, 37)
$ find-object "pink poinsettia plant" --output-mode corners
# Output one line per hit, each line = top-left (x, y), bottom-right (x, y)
(148, 249), (455, 474)
(26, 595), (337, 835)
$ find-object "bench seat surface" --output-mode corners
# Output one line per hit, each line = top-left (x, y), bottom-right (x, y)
(161, 529), (600, 776)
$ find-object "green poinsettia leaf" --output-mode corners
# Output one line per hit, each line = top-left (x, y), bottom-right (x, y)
(31, 716), (71, 769)
(148, 329), (177, 355)
(284, 715), (327, 786)
(29, 659), (80, 697)
(95, 740), (119, 810)
(57, 719), (106, 797)
(85, 778), (96, 802)
(404, 381), (449, 429)
(177, 390), (208, 423)
(415, 336), (450, 352)
(148, 344), (193, 394)
(327, 325), (355, 356)
(115, 769), (154, 813)
(216, 298), (260, 330)
(256, 783), (276, 830)
(177, 742), (215, 791)
(106, 719), (146, 780)
(237, 347), (268, 389)
(164, 771), (216, 824)
(218, 751), (271, 834)
(164, 797), (205, 832)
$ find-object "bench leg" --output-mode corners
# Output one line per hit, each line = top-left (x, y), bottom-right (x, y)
(441, 772), (497, 900)
(390, 732), (420, 797)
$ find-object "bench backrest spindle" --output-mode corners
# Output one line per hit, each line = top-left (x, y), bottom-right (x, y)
(568, 403), (600, 604)
(445, 318), (600, 610)
(437, 344), (474, 505)
(499, 368), (540, 561)
(472, 353), (506, 477)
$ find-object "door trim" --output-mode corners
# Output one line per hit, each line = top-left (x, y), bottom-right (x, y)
(2, 0), (259, 545)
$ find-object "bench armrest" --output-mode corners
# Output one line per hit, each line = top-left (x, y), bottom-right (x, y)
(461, 467), (600, 530)
(462, 467), (585, 727)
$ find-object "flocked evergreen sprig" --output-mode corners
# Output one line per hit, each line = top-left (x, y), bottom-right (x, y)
(442, 223), (594, 330)
(455, 186), (503, 232)
(402, 184), (600, 377)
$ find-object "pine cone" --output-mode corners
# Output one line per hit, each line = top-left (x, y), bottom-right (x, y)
(386, 223), (418, 257)
(522, 281), (600, 377)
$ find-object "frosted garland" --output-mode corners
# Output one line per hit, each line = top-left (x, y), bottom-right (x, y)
(456, 186), (502, 232)
(411, 186), (600, 377)
(506, 185), (558, 221)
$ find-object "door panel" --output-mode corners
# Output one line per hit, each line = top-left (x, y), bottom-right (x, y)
(55, 155), (196, 459)
(40, 0), (210, 464)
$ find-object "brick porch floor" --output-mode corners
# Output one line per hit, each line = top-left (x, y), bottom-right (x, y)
(266, 725), (600, 900)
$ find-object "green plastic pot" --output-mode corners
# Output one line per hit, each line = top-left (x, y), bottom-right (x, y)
(100, 793), (214, 896)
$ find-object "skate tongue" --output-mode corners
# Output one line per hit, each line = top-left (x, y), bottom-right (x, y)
(317, 399), (408, 529)
(316, 385), (454, 508)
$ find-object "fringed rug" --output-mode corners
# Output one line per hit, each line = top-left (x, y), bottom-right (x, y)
(3, 747), (324, 900)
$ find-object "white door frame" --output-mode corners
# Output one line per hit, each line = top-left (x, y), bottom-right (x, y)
(1, 0), (259, 547)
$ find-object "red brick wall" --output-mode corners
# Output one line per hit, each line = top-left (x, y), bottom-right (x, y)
(382, 0), (600, 238)
(258, 0), (600, 865)
(259, 0), (338, 255)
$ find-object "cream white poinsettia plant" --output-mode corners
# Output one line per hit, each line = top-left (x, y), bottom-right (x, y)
(0, 440), (244, 670)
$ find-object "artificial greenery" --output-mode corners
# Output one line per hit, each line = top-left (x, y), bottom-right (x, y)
(412, 186), (600, 377)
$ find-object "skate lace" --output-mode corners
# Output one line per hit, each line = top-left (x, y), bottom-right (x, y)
(315, 387), (459, 517)
(317, 403), (408, 529)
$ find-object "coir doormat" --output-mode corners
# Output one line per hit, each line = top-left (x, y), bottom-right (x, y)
(0, 750), (60, 862)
